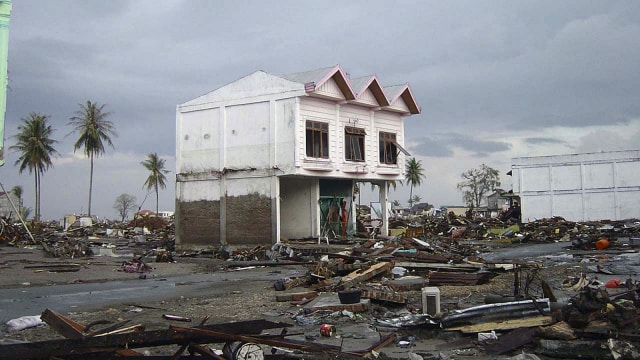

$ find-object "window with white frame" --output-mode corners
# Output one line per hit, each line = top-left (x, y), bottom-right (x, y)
(345, 126), (366, 162)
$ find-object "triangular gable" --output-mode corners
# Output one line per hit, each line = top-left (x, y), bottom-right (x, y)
(314, 77), (347, 100)
(180, 71), (304, 107)
(313, 65), (356, 100)
(389, 96), (411, 113)
(355, 88), (380, 106)
(283, 65), (356, 101)
(383, 84), (420, 114)
(350, 76), (390, 107)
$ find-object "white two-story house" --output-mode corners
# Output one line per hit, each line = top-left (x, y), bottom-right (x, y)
(175, 65), (420, 248)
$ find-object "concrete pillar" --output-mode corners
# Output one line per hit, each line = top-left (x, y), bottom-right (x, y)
(0, 0), (12, 166)
(380, 182), (389, 236)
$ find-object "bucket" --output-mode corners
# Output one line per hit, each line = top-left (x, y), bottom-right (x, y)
(338, 289), (361, 304)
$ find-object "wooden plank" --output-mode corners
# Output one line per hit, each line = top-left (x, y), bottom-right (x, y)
(340, 261), (393, 287)
(483, 327), (537, 355)
(115, 348), (144, 356)
(188, 343), (225, 360)
(447, 315), (554, 333)
(41, 308), (91, 339)
(394, 262), (482, 271)
(170, 326), (344, 354)
(0, 320), (292, 359)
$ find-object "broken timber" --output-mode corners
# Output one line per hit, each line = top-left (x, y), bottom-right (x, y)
(428, 271), (495, 286)
(1, 308), (393, 359)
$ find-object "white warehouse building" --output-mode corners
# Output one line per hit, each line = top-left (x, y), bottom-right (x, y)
(511, 150), (640, 222)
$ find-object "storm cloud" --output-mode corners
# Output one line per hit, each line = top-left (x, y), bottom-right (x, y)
(4, 1), (640, 217)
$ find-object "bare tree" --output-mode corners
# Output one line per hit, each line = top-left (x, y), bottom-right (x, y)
(113, 193), (137, 222)
(456, 164), (501, 208)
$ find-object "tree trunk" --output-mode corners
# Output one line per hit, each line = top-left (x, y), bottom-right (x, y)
(37, 172), (41, 221)
(155, 183), (159, 214)
(88, 154), (94, 217)
(409, 185), (414, 207)
(34, 172), (38, 221)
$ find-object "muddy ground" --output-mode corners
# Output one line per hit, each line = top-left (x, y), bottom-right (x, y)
(1, 241), (637, 359)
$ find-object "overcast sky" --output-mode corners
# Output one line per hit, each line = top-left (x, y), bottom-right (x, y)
(2, 1), (640, 220)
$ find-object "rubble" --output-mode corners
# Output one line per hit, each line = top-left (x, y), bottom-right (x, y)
(4, 211), (640, 359)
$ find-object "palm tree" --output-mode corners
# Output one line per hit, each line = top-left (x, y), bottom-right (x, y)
(141, 153), (170, 214)
(10, 113), (59, 221)
(405, 157), (426, 208)
(68, 101), (117, 217)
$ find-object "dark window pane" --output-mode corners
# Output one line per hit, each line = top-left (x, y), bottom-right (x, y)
(306, 121), (329, 158)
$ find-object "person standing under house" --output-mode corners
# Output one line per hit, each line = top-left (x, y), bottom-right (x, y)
(340, 200), (348, 236)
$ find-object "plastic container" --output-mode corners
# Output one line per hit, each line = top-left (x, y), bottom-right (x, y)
(338, 289), (362, 304)
(422, 287), (441, 315)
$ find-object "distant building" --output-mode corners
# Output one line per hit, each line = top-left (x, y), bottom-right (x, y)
(409, 202), (433, 215)
(486, 189), (511, 218)
(157, 211), (174, 219)
(442, 206), (469, 217)
(0, 191), (17, 218)
(511, 150), (640, 222)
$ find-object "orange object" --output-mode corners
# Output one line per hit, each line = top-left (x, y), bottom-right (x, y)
(320, 324), (336, 336)
(595, 238), (610, 250)
(605, 278), (621, 288)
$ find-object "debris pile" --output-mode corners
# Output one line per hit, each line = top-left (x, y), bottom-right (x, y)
(1, 309), (394, 359)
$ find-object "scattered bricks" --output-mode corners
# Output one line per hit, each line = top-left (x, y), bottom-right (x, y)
(361, 288), (406, 304)
(334, 262), (367, 273)
(383, 276), (428, 291)
(304, 293), (370, 313)
(275, 291), (318, 302)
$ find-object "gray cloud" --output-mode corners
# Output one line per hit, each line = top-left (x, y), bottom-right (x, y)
(411, 133), (511, 158)
(524, 137), (566, 145)
(4, 1), (640, 219)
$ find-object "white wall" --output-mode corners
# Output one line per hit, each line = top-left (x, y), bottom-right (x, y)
(177, 179), (221, 202)
(512, 150), (640, 222)
(275, 98), (297, 173)
(225, 176), (272, 197)
(225, 101), (271, 169)
(296, 96), (406, 181)
(178, 109), (220, 173)
(279, 177), (318, 239)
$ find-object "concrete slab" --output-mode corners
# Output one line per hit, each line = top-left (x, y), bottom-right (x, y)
(304, 293), (370, 312)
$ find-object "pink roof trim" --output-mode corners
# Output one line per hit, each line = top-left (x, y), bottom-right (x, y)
(387, 84), (420, 114)
(352, 76), (391, 106)
(313, 65), (357, 101)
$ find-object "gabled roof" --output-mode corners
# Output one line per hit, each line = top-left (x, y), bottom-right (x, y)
(180, 71), (305, 108)
(281, 65), (356, 100)
(383, 84), (421, 114)
(180, 65), (421, 114)
(350, 75), (390, 106)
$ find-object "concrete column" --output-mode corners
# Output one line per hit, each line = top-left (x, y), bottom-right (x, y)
(219, 106), (227, 245)
(380, 182), (389, 236)
(0, 0), (12, 166)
